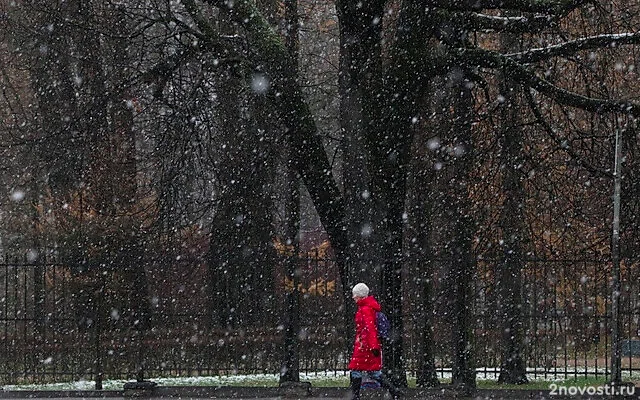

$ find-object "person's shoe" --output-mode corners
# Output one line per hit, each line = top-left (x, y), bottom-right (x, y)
(349, 376), (362, 400)
(374, 374), (404, 398)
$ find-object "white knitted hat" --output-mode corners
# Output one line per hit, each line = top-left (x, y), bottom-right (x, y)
(352, 282), (369, 298)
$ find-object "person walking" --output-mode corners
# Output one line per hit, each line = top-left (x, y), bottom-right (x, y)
(348, 282), (403, 399)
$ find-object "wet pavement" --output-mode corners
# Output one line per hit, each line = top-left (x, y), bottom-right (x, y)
(0, 385), (638, 399)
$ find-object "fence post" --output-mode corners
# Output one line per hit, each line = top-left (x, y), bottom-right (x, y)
(33, 252), (45, 381)
(279, 252), (301, 384)
(94, 270), (105, 390)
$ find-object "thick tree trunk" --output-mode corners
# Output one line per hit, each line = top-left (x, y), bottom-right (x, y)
(416, 268), (440, 387)
(377, 165), (408, 387)
(280, 155), (301, 383)
(448, 76), (476, 392)
(339, 66), (376, 285)
(407, 162), (439, 387)
(27, 3), (82, 234)
(336, 0), (383, 286)
(496, 23), (529, 384)
(372, 2), (439, 385)
(280, 0), (301, 383)
(335, 0), (385, 356)
(207, 62), (276, 328)
(361, 2), (434, 386)
(109, 3), (150, 338)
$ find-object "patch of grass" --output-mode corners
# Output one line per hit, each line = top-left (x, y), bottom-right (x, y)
(476, 377), (610, 390)
(305, 377), (349, 387)
(476, 380), (553, 390)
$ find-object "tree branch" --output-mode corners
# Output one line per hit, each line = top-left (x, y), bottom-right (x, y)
(138, 3), (242, 99)
(524, 89), (613, 179)
(426, 0), (590, 14)
(507, 32), (640, 63)
(455, 47), (640, 117)
(140, 39), (242, 98)
(182, 0), (218, 39)
(466, 12), (556, 33)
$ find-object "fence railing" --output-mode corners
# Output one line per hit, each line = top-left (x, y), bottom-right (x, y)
(0, 253), (638, 386)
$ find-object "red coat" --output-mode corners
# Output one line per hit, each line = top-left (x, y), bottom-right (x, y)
(348, 295), (382, 371)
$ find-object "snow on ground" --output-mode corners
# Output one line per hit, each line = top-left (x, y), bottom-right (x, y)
(2, 372), (347, 391)
(3, 369), (640, 391)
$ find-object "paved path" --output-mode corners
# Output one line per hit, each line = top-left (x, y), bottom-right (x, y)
(1, 385), (638, 399)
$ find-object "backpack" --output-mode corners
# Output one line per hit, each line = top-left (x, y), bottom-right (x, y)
(376, 311), (391, 340)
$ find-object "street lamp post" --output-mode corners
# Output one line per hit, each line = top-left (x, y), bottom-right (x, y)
(610, 127), (622, 386)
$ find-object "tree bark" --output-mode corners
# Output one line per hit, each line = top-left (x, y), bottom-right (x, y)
(448, 75), (476, 392)
(336, 0), (384, 283)
(497, 20), (529, 385)
(207, 60), (276, 327)
(368, 1), (436, 385)
(280, 0), (301, 383)
(408, 157), (439, 387)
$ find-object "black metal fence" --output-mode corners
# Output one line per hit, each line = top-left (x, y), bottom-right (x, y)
(464, 255), (640, 380)
(0, 253), (346, 385)
(0, 252), (638, 386)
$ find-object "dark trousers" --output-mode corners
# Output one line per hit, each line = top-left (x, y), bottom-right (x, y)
(350, 370), (403, 399)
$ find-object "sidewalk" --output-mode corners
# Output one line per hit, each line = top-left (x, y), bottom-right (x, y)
(0, 385), (637, 399)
